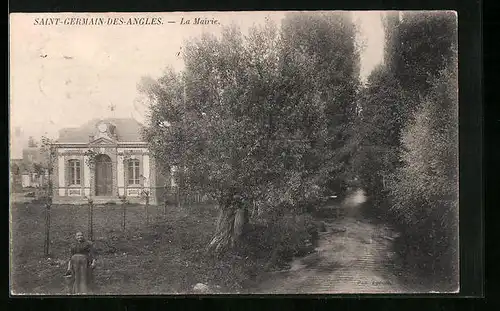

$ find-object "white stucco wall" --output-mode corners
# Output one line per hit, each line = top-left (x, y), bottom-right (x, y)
(58, 155), (65, 195)
(83, 155), (91, 196)
(21, 175), (30, 188)
(143, 155), (150, 187)
(52, 142), (154, 202)
(117, 154), (125, 196)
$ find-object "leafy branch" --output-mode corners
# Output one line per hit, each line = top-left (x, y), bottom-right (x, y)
(84, 149), (98, 168)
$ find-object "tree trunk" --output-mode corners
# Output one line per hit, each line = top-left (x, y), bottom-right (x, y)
(207, 203), (249, 254)
(233, 205), (248, 239)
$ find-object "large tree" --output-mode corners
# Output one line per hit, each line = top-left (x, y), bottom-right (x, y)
(388, 50), (458, 283)
(142, 13), (361, 253)
(349, 66), (408, 198)
(384, 11), (457, 96)
(350, 11), (457, 203)
(377, 11), (458, 284)
(279, 13), (361, 192)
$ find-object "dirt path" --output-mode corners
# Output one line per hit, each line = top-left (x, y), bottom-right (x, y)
(253, 190), (410, 294)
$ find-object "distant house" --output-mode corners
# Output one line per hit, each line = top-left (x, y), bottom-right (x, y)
(10, 145), (49, 190)
(51, 118), (170, 205)
(10, 159), (24, 193)
(21, 146), (49, 188)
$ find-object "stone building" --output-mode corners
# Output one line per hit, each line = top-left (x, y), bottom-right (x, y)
(51, 118), (166, 205)
(10, 146), (49, 189)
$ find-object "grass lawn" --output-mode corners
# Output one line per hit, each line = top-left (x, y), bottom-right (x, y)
(10, 202), (253, 295)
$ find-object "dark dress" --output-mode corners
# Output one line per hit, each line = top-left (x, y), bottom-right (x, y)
(68, 240), (96, 294)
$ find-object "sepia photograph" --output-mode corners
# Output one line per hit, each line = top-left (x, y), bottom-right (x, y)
(9, 11), (458, 295)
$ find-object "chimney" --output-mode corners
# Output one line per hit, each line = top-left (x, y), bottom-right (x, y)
(89, 135), (95, 142)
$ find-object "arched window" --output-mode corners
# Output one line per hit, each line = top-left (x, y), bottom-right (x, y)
(128, 159), (140, 185)
(68, 160), (81, 185)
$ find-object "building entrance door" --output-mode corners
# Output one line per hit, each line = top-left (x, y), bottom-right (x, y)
(95, 154), (113, 196)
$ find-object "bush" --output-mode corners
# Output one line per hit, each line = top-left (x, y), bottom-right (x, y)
(384, 52), (458, 289)
(390, 198), (458, 287)
(359, 191), (392, 223)
(215, 213), (319, 291)
(237, 213), (317, 271)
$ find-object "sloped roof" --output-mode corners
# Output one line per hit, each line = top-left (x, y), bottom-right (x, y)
(58, 118), (145, 143)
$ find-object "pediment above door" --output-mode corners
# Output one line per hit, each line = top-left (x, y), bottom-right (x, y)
(89, 137), (117, 146)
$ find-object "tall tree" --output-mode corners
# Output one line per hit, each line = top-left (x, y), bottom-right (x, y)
(142, 13), (361, 253)
(388, 50), (458, 283)
(351, 11), (457, 202)
(280, 13), (361, 192)
(385, 11), (457, 97)
(349, 66), (408, 198)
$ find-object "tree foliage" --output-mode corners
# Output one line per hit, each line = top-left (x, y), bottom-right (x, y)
(142, 13), (361, 252)
(376, 11), (458, 284)
(349, 66), (409, 196)
(352, 11), (458, 200)
(389, 56), (458, 219)
(387, 51), (458, 282)
(384, 11), (458, 96)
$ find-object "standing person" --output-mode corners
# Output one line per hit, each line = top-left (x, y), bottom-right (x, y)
(64, 231), (96, 294)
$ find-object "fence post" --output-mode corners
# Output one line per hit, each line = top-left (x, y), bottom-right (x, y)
(88, 198), (94, 241)
(163, 186), (168, 216)
(146, 195), (150, 224)
(123, 202), (127, 230)
(43, 198), (51, 257)
(119, 196), (127, 231)
(84, 150), (97, 241)
(177, 186), (181, 208)
(142, 189), (150, 225)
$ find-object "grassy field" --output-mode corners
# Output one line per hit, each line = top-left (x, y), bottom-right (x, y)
(10, 202), (257, 295)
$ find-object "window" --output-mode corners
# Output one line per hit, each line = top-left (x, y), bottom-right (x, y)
(128, 159), (140, 185)
(68, 160), (81, 185)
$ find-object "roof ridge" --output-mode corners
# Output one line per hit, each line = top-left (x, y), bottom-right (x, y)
(57, 117), (144, 143)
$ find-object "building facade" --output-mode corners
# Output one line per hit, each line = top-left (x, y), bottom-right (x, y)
(10, 147), (49, 189)
(52, 118), (164, 205)
(10, 159), (24, 193)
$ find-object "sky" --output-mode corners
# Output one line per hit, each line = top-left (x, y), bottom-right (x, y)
(9, 11), (385, 158)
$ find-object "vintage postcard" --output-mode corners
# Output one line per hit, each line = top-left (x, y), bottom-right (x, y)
(9, 11), (459, 295)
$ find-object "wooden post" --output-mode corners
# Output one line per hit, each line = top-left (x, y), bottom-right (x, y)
(88, 199), (94, 241)
(119, 195), (127, 231)
(163, 185), (168, 216)
(41, 137), (55, 257)
(177, 186), (181, 209)
(141, 175), (150, 224)
(84, 150), (96, 241)
(145, 191), (150, 225)
(43, 199), (51, 257)
(122, 201), (127, 231)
